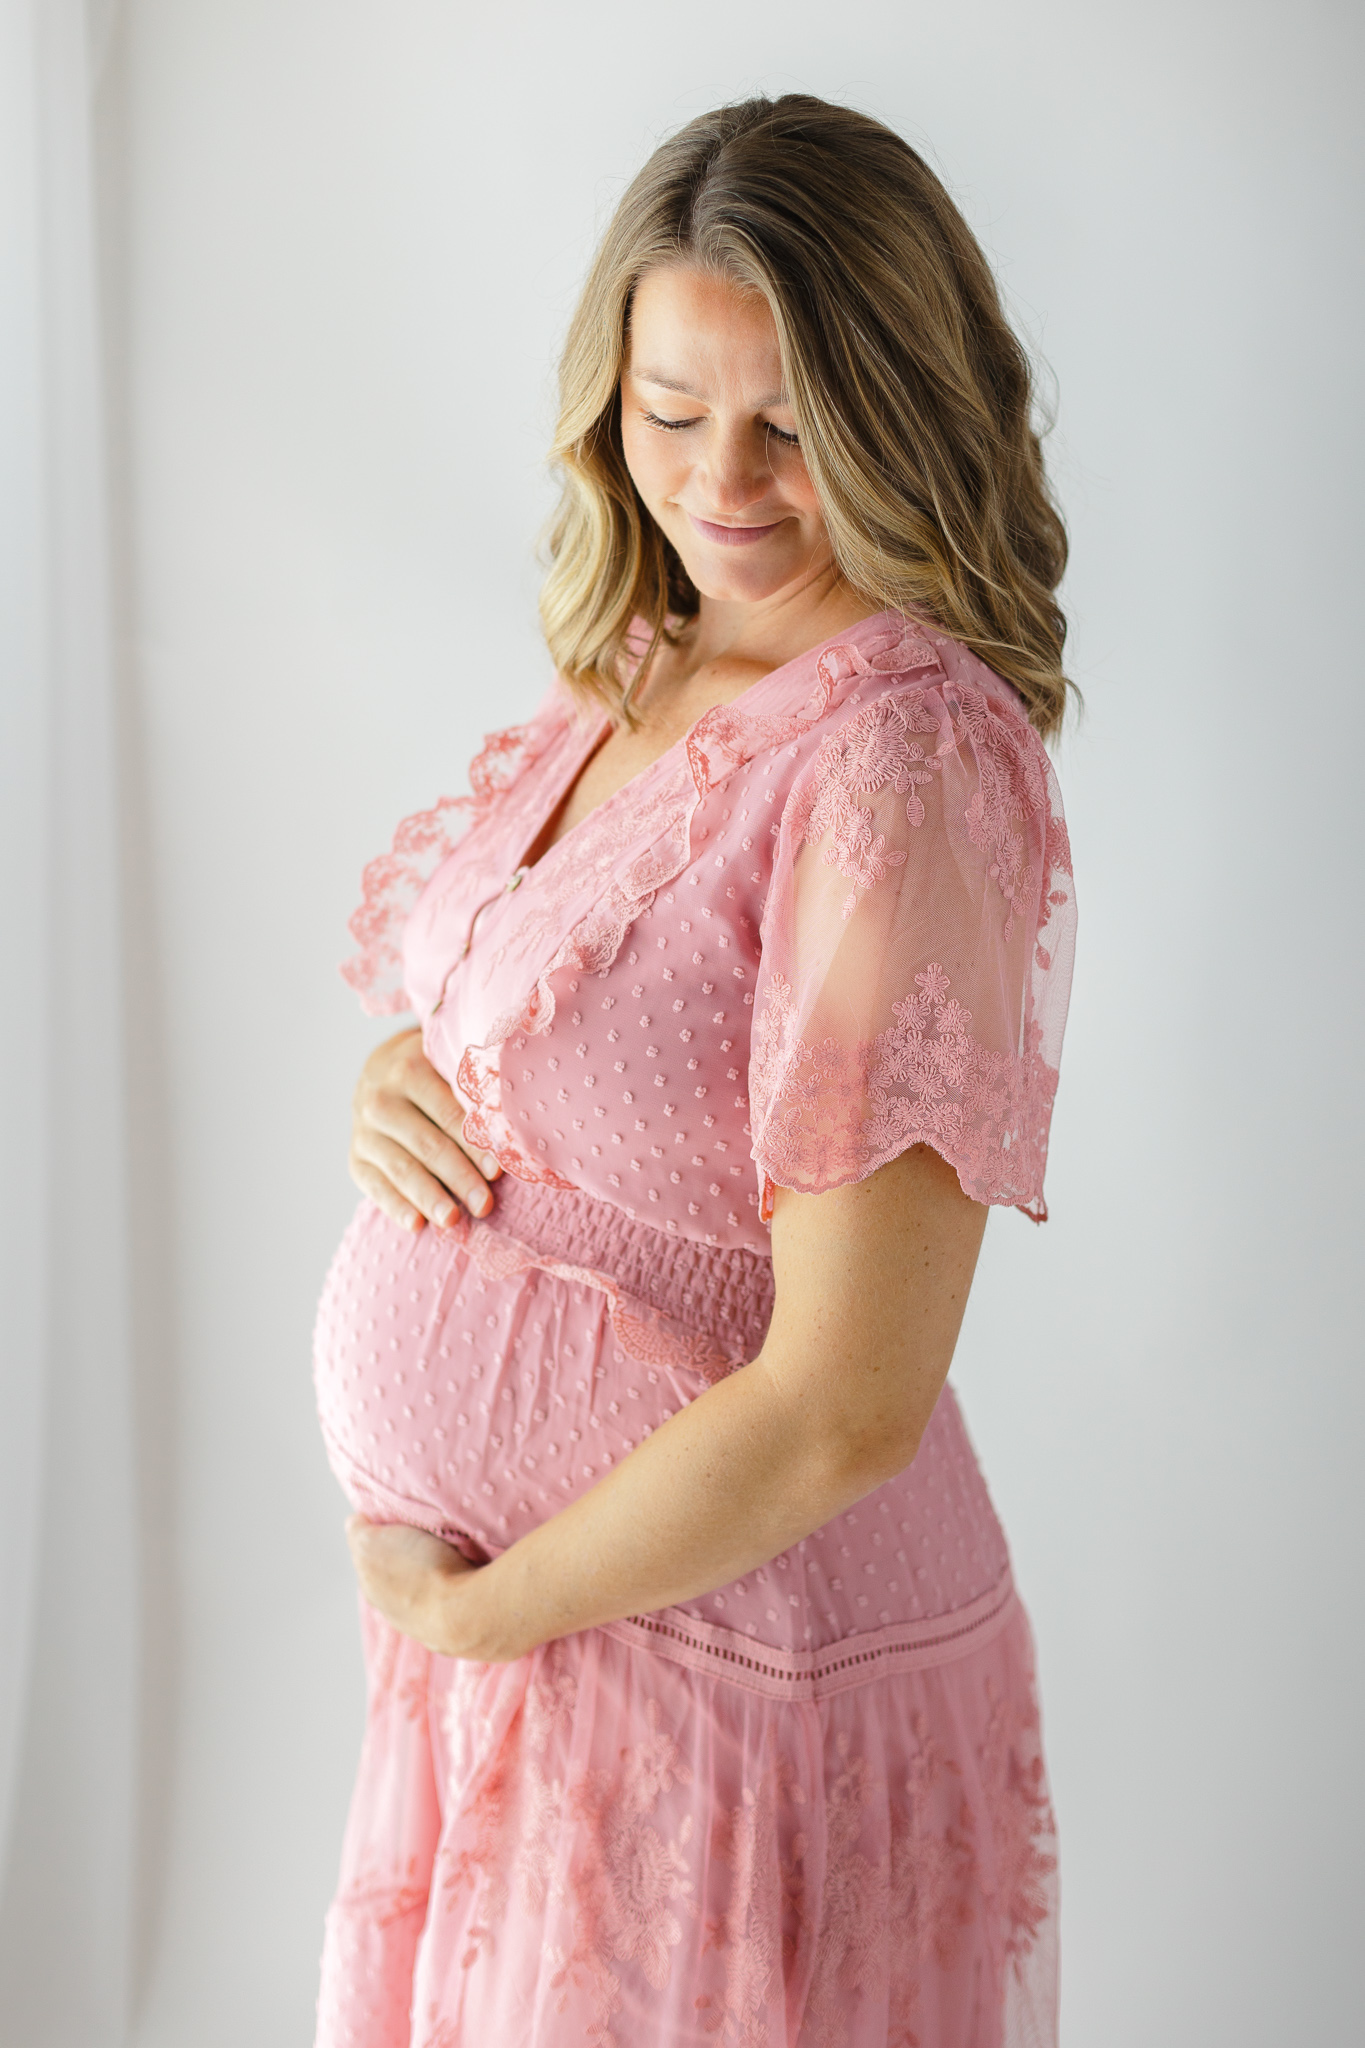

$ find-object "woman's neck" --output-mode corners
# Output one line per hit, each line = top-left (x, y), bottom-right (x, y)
(676, 569), (874, 684)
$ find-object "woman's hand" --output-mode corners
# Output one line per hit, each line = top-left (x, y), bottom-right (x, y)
(349, 1026), (501, 1229)
(347, 1142), (989, 1669)
(346, 1517), (484, 1657)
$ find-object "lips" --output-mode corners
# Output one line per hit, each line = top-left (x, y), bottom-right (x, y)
(686, 513), (784, 547)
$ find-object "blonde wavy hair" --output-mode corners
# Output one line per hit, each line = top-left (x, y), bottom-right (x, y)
(540, 95), (1072, 738)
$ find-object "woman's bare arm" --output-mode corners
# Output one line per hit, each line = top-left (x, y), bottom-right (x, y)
(348, 1139), (988, 1660)
(349, 1026), (501, 1228)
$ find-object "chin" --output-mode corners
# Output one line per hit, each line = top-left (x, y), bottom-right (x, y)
(678, 551), (804, 606)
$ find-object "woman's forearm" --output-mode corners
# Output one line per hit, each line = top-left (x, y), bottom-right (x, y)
(440, 1345), (902, 1662)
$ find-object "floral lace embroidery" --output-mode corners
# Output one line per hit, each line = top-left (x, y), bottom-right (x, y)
(576, 1697), (696, 1995)
(797, 1722), (977, 2048)
(790, 690), (954, 917)
(750, 656), (1072, 1222)
(483, 761), (696, 1000)
(435, 1650), (695, 2044)
(978, 1681), (1057, 1971)
(953, 686), (1058, 947)
(801, 1737), (888, 2041)
(336, 1857), (432, 1931)
(788, 672), (1067, 944)
(406, 1639), (1055, 2047)
(885, 1722), (977, 2047)
(699, 1752), (803, 2045)
(700, 1689), (1033, 2044)
(894, 1719), (976, 1975)
(750, 964), (1059, 1219)
(341, 715), (557, 1015)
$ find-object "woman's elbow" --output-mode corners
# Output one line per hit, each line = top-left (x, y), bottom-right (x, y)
(821, 1409), (928, 1497)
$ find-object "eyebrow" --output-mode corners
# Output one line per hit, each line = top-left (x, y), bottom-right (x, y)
(632, 368), (790, 409)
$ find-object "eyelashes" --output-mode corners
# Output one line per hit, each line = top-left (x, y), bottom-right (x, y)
(641, 410), (800, 450)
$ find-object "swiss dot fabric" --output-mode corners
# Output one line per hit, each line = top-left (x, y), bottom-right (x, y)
(315, 611), (1073, 2046)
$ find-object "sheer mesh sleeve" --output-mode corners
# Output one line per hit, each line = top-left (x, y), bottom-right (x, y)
(749, 666), (1075, 1220)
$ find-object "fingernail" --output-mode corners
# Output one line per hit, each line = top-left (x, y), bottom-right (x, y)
(482, 1154), (501, 1177)
(433, 1200), (455, 1228)
(470, 1189), (492, 1218)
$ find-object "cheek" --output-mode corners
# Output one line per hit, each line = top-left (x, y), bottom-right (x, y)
(783, 457), (825, 521)
(621, 421), (683, 510)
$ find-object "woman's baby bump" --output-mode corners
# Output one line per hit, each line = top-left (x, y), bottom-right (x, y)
(312, 1201), (702, 1555)
(314, 1202), (1013, 1646)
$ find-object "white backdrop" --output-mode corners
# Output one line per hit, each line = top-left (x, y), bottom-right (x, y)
(54, 0), (1365, 2042)
(1, 3), (136, 2043)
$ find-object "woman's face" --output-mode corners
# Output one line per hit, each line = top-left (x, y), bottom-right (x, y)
(619, 263), (836, 607)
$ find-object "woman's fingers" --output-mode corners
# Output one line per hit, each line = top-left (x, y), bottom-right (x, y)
(350, 1028), (504, 1224)
(352, 1124), (493, 1225)
(348, 1152), (425, 1233)
(345, 1516), (476, 1651)
(389, 1036), (501, 1181)
(364, 1090), (495, 1219)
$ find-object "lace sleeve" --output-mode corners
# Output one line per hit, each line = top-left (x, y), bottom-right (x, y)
(340, 793), (480, 1016)
(340, 696), (566, 1016)
(748, 668), (1076, 1220)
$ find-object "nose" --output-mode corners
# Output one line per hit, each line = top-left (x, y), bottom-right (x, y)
(697, 420), (773, 516)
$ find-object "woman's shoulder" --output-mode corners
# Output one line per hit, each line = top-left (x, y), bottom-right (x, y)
(771, 612), (1070, 918)
(806, 611), (1037, 728)
(776, 612), (1054, 810)
(681, 610), (1052, 832)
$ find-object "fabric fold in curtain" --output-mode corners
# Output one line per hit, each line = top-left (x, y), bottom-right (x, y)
(0, 0), (137, 2040)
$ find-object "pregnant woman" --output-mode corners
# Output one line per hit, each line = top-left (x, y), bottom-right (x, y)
(313, 95), (1076, 2048)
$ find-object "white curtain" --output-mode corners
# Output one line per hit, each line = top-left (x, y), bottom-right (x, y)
(0, 1), (137, 2040)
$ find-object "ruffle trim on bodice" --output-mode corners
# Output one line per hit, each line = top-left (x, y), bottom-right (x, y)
(452, 628), (939, 1183)
(341, 712), (564, 1016)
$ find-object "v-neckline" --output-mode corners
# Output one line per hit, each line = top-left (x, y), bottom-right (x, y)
(512, 608), (895, 886)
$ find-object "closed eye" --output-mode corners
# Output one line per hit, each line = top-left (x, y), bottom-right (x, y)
(641, 409), (800, 450)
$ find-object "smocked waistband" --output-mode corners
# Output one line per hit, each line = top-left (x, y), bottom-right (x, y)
(473, 1176), (775, 1370)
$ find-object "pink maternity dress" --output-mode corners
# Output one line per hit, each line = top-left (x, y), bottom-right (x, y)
(313, 610), (1076, 2048)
